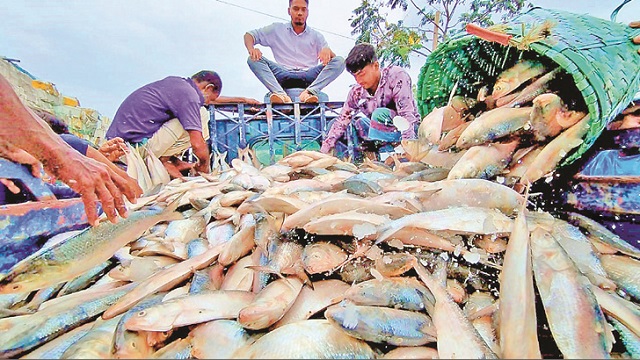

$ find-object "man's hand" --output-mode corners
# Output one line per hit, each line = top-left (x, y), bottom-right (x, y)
(187, 129), (211, 175)
(194, 159), (211, 174)
(49, 150), (142, 226)
(632, 21), (640, 54)
(248, 48), (263, 62)
(318, 48), (333, 66)
(0, 144), (43, 179)
(99, 137), (127, 162)
(243, 97), (262, 105)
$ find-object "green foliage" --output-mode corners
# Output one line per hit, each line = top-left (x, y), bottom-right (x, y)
(349, 0), (531, 67)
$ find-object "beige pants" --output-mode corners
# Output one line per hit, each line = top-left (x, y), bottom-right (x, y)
(147, 107), (210, 158)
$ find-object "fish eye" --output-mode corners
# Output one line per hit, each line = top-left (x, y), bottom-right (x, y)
(137, 310), (146, 317)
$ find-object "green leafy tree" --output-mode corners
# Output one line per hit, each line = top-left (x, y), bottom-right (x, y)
(350, 0), (531, 66)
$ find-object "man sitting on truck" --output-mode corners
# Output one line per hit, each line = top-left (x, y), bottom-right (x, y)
(320, 43), (420, 159)
(244, 0), (345, 104)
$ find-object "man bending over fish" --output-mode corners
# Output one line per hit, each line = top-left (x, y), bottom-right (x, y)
(106, 70), (258, 179)
(320, 43), (420, 159)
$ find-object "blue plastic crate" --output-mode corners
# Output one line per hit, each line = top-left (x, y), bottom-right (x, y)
(208, 101), (349, 165)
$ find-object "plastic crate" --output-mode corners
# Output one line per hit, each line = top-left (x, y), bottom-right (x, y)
(208, 101), (346, 165)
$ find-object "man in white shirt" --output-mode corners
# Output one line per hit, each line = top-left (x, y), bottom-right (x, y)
(244, 0), (345, 104)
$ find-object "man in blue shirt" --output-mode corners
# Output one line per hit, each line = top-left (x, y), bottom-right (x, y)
(106, 70), (222, 178)
(244, 0), (345, 104)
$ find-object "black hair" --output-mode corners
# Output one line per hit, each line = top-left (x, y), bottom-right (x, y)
(32, 108), (70, 134)
(191, 70), (223, 93)
(346, 43), (377, 74)
(289, 0), (308, 5)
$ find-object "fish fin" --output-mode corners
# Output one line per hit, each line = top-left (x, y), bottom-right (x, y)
(245, 265), (280, 276)
(142, 183), (164, 198)
(466, 301), (499, 321)
(370, 267), (386, 281)
(160, 191), (188, 221)
(291, 264), (313, 289)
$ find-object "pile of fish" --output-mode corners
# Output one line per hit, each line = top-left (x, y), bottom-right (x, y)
(1, 149), (640, 359)
(416, 57), (591, 190)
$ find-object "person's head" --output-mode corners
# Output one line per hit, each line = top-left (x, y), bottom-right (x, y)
(288, 0), (309, 28)
(32, 108), (70, 134)
(346, 43), (381, 91)
(192, 70), (222, 105)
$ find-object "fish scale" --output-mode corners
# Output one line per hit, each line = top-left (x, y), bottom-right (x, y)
(0, 198), (183, 294)
(0, 283), (133, 358)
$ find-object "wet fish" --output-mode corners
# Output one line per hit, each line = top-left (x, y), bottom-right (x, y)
(492, 59), (547, 99)
(60, 315), (122, 359)
(418, 106), (445, 145)
(381, 346), (440, 359)
(498, 201), (541, 358)
(377, 207), (514, 245)
(568, 212), (640, 259)
(0, 197), (183, 294)
(190, 320), (254, 359)
(463, 291), (501, 356)
(400, 167), (450, 182)
(0, 283), (134, 358)
(325, 302), (436, 346)
(124, 290), (255, 332)
(500, 68), (560, 108)
(103, 243), (225, 319)
(342, 277), (434, 312)
(601, 255), (640, 300)
(447, 140), (519, 180)
(374, 252), (416, 277)
(550, 218), (616, 290)
(112, 292), (165, 358)
(219, 214), (256, 266)
(301, 242), (348, 274)
(282, 192), (409, 232)
(304, 211), (388, 239)
(438, 121), (471, 151)
(232, 319), (375, 359)
(150, 337), (193, 359)
(273, 279), (350, 328)
(237, 277), (303, 330)
(530, 226), (610, 358)
(413, 259), (498, 358)
(519, 114), (590, 185)
(383, 178), (525, 216)
(220, 255), (255, 292)
(20, 322), (93, 359)
(455, 106), (532, 149)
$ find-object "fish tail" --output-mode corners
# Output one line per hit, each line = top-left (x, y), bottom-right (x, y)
(245, 265), (279, 276)
(161, 192), (187, 222)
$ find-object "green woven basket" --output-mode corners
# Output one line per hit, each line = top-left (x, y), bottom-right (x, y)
(416, 7), (640, 165)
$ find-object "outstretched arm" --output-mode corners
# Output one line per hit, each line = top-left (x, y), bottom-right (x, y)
(0, 74), (141, 226)
(213, 95), (261, 105)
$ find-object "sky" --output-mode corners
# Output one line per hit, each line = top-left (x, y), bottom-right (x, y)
(1, 0), (638, 119)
